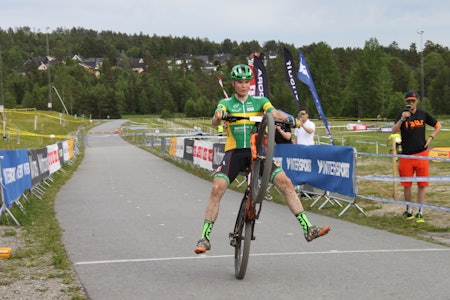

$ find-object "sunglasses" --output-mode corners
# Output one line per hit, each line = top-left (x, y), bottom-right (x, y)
(406, 100), (416, 104)
(299, 112), (307, 116)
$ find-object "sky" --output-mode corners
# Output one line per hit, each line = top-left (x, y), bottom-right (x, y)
(2, 0), (450, 50)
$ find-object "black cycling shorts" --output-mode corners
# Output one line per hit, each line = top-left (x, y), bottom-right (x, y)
(214, 148), (282, 185)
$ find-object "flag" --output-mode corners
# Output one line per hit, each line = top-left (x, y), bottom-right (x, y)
(252, 54), (269, 98)
(283, 47), (301, 109)
(297, 49), (335, 145)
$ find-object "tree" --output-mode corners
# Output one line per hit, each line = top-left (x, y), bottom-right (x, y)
(341, 38), (393, 118)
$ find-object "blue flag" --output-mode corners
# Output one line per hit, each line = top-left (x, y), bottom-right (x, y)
(297, 49), (335, 145)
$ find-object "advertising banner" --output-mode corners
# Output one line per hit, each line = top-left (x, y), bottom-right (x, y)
(0, 149), (32, 206)
(274, 144), (356, 197)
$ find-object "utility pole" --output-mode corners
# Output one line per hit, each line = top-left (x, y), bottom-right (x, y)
(417, 30), (425, 100)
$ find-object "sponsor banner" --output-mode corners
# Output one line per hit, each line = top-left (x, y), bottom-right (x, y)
(429, 147), (450, 162)
(183, 139), (194, 162)
(212, 143), (225, 171)
(297, 49), (335, 145)
(67, 139), (74, 159)
(36, 147), (50, 180)
(47, 143), (61, 174)
(62, 140), (70, 162)
(252, 55), (269, 98)
(0, 149), (33, 206)
(57, 142), (65, 166)
(175, 137), (185, 158)
(169, 137), (177, 156)
(283, 47), (301, 108)
(193, 140), (214, 170)
(274, 144), (356, 197)
(28, 149), (45, 186)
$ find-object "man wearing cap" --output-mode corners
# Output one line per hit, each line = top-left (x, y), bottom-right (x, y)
(391, 91), (441, 223)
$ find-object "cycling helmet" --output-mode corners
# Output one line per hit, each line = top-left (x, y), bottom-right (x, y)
(230, 64), (253, 80)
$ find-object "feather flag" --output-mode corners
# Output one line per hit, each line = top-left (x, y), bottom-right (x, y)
(252, 54), (269, 98)
(283, 47), (301, 109)
(297, 49), (335, 145)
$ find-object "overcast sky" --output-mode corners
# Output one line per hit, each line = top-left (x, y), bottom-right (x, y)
(2, 0), (449, 50)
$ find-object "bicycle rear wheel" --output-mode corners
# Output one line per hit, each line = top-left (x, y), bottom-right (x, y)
(234, 196), (253, 279)
(251, 113), (275, 204)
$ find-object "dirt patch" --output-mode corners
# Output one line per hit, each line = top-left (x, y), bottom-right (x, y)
(365, 203), (450, 247)
(0, 226), (87, 299)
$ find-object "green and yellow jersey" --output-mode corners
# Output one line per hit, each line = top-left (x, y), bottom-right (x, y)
(216, 95), (275, 152)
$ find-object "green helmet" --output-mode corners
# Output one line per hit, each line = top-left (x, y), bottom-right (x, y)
(230, 64), (253, 80)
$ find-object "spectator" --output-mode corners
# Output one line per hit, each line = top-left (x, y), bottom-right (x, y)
(294, 108), (315, 145)
(391, 91), (441, 223)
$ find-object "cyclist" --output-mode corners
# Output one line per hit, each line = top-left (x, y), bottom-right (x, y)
(194, 64), (330, 254)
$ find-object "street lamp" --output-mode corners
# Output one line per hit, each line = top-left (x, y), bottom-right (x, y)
(417, 30), (424, 100)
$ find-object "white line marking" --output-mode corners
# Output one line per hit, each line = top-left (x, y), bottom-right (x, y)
(74, 248), (450, 266)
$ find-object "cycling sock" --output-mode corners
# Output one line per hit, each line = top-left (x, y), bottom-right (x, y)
(295, 212), (312, 234)
(201, 220), (214, 240)
(406, 205), (412, 214)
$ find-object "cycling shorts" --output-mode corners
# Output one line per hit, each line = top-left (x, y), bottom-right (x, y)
(214, 148), (283, 185)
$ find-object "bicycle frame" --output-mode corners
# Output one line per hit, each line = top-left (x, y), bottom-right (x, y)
(228, 113), (275, 279)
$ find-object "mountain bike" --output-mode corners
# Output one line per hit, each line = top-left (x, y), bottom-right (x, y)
(227, 113), (277, 279)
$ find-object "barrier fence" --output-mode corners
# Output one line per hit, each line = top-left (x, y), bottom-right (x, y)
(140, 133), (450, 217)
(0, 136), (81, 225)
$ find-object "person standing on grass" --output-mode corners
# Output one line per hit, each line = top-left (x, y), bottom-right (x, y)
(391, 91), (441, 223)
(294, 108), (315, 145)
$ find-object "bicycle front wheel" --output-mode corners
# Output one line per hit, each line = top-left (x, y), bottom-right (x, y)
(251, 113), (275, 204)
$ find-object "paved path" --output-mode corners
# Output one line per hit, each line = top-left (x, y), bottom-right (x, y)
(55, 120), (450, 300)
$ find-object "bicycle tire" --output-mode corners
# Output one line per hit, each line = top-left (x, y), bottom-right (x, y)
(234, 220), (253, 279)
(251, 113), (275, 204)
(234, 196), (252, 279)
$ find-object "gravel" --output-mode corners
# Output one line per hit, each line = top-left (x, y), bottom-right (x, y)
(0, 226), (88, 299)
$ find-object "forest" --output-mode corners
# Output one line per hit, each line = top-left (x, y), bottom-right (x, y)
(0, 26), (449, 120)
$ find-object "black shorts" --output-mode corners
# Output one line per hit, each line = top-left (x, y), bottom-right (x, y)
(214, 148), (282, 184)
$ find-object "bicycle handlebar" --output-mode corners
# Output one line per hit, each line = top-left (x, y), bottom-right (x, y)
(224, 115), (290, 126)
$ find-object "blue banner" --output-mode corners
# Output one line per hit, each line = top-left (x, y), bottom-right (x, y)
(0, 149), (33, 206)
(297, 49), (335, 145)
(274, 144), (356, 197)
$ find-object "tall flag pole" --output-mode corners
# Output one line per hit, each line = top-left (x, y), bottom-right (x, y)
(283, 47), (301, 109)
(297, 49), (335, 145)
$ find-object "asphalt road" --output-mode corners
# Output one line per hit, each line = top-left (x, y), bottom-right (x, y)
(55, 120), (450, 300)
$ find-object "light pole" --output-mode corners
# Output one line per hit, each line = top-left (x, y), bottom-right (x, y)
(46, 27), (52, 109)
(417, 30), (424, 100)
